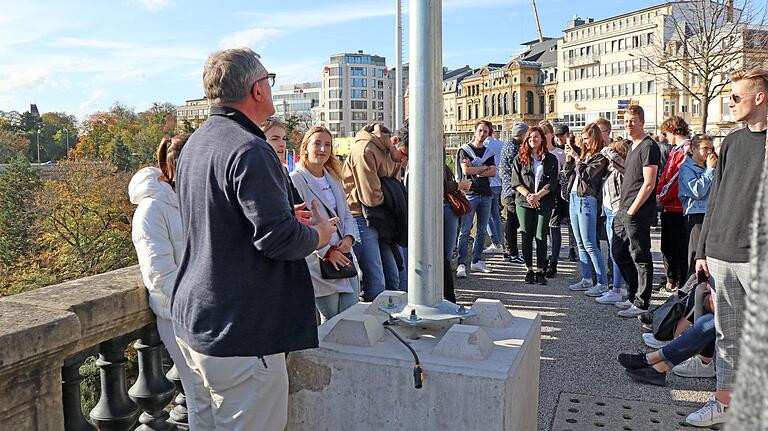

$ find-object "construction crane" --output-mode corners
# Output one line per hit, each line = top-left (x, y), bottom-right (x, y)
(531, 0), (544, 43)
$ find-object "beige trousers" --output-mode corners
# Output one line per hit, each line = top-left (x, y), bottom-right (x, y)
(176, 337), (288, 431)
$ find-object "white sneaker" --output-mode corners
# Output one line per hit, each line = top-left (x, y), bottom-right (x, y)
(482, 244), (504, 254)
(614, 299), (633, 309)
(642, 332), (670, 349)
(456, 264), (467, 278)
(470, 261), (492, 273)
(568, 278), (593, 291)
(686, 397), (727, 427)
(595, 290), (623, 304)
(673, 356), (716, 378)
(617, 305), (646, 317)
(585, 283), (609, 297)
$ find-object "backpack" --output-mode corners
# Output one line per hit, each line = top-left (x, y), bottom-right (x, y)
(651, 274), (698, 341)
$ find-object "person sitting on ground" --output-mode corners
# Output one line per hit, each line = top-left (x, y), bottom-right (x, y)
(290, 126), (361, 323)
(564, 123), (610, 297)
(619, 289), (716, 386)
(595, 139), (628, 305)
(509, 126), (559, 285)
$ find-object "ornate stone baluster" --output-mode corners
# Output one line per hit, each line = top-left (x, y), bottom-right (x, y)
(128, 324), (178, 431)
(62, 352), (97, 431)
(165, 366), (189, 427)
(89, 337), (140, 431)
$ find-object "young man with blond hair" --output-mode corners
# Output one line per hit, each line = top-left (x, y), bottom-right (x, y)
(687, 68), (768, 428)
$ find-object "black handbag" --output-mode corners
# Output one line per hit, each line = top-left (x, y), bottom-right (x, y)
(319, 252), (357, 279)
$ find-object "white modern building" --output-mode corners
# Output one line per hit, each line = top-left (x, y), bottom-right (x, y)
(272, 82), (321, 121)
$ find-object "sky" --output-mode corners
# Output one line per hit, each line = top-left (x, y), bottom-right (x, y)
(0, 0), (660, 119)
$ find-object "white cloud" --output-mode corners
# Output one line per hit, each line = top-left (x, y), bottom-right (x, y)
(50, 37), (134, 50)
(219, 27), (282, 49)
(133, 0), (172, 12)
(79, 89), (106, 112)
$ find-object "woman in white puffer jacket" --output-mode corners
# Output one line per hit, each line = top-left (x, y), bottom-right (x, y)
(129, 134), (210, 428)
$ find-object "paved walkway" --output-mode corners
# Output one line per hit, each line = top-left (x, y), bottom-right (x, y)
(452, 232), (715, 430)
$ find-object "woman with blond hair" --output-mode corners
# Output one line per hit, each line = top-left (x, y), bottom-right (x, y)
(260, 117), (288, 162)
(290, 126), (360, 322)
(564, 122), (610, 296)
(129, 135), (211, 428)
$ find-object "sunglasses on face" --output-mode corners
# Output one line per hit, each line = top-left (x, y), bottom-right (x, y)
(730, 92), (756, 104)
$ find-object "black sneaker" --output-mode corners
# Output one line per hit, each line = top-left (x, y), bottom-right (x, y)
(568, 248), (578, 262)
(536, 271), (547, 285)
(525, 270), (535, 284)
(545, 260), (558, 278)
(625, 366), (667, 386)
(618, 352), (650, 370)
(638, 311), (654, 325)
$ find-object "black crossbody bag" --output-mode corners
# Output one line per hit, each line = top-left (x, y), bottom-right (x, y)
(298, 173), (357, 280)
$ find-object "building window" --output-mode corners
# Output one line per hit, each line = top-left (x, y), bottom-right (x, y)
(328, 67), (341, 76)
(512, 91), (519, 114)
(526, 91), (534, 114)
(351, 67), (367, 76)
(329, 101), (343, 109)
(329, 78), (343, 87)
(351, 78), (367, 87)
(491, 94), (496, 116)
(329, 112), (343, 121)
(458, 106), (462, 121)
(351, 100), (367, 109)
(378, 91), (384, 99)
(475, 104), (479, 119)
(498, 94), (503, 115)
(484, 95), (489, 117)
(376, 69), (385, 78)
(504, 92), (509, 114)
(352, 112), (367, 121)
(378, 101), (384, 110)
(548, 95), (555, 113)
(377, 112), (384, 121)
(351, 89), (367, 98)
(329, 90), (342, 98)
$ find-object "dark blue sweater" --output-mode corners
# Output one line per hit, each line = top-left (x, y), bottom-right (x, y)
(171, 106), (319, 357)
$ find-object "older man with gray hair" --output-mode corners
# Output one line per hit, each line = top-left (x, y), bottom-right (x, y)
(171, 47), (336, 431)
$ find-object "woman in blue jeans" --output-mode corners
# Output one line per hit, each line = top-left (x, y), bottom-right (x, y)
(564, 123), (609, 296)
(444, 164), (472, 301)
(596, 140), (628, 305)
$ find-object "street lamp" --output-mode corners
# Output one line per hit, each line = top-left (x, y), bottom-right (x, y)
(36, 129), (40, 165)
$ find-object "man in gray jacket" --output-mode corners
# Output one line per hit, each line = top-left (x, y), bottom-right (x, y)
(172, 48), (336, 431)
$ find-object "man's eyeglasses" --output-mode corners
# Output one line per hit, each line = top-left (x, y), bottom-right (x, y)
(730, 92), (756, 104)
(255, 73), (276, 88)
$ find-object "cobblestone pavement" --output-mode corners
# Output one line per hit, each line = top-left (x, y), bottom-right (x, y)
(452, 231), (715, 430)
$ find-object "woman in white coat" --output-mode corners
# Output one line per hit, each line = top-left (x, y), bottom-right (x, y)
(129, 135), (211, 428)
(290, 126), (360, 322)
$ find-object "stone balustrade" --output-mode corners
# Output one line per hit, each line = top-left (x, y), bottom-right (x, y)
(0, 266), (187, 430)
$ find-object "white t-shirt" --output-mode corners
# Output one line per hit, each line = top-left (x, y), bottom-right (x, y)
(533, 158), (544, 191)
(311, 174), (337, 212)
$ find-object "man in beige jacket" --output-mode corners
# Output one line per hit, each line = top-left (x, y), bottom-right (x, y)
(342, 123), (406, 301)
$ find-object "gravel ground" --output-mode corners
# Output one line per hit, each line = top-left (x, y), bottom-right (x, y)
(452, 231), (715, 430)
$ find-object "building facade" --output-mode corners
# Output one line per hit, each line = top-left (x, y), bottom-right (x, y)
(175, 98), (211, 130)
(272, 82), (321, 122)
(319, 50), (392, 137)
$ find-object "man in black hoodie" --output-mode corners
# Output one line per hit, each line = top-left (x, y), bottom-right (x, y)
(686, 68), (768, 428)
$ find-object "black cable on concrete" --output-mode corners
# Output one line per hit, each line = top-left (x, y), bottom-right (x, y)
(383, 321), (423, 389)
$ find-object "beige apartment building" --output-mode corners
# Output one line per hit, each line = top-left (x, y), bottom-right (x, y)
(557, 3), (766, 137)
(176, 98), (211, 130)
(319, 51), (392, 137)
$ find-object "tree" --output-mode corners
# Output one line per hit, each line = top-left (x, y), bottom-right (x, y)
(283, 112), (312, 150)
(0, 130), (30, 163)
(638, 0), (768, 132)
(27, 160), (135, 281)
(0, 155), (42, 269)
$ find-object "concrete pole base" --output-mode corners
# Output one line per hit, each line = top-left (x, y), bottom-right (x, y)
(287, 296), (541, 430)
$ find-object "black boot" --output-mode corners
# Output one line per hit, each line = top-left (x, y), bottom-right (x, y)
(545, 260), (558, 278)
(536, 271), (548, 285)
(525, 270), (535, 284)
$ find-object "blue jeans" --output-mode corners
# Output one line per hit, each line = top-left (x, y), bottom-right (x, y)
(486, 186), (504, 245)
(443, 204), (460, 261)
(399, 246), (408, 293)
(457, 194), (492, 265)
(569, 192), (607, 284)
(604, 207), (625, 289)
(353, 216), (400, 302)
(315, 291), (359, 323)
(660, 313), (716, 366)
